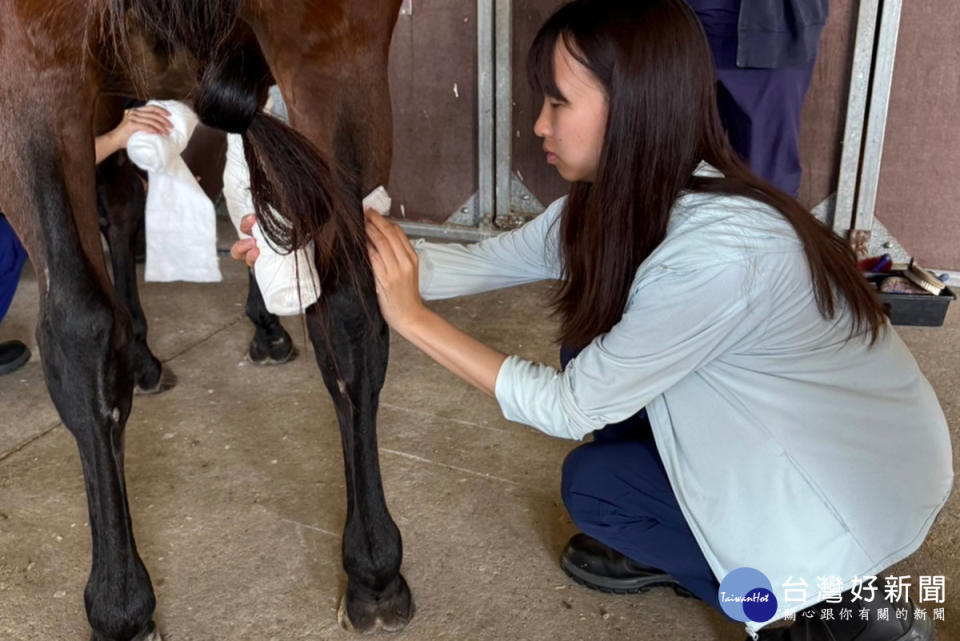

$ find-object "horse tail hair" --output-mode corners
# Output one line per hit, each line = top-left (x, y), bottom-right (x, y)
(194, 44), (368, 288)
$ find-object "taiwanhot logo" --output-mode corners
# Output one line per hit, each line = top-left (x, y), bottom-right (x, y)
(718, 567), (779, 623)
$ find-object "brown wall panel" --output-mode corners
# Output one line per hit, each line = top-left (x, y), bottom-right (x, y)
(513, 0), (570, 208)
(874, 2), (960, 269)
(797, 0), (858, 209)
(387, 2), (478, 223)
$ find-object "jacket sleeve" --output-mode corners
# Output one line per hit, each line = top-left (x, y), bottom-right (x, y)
(414, 197), (565, 300)
(494, 260), (764, 439)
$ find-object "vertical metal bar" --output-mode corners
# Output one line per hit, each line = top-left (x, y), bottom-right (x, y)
(853, 0), (903, 239)
(494, 0), (513, 228)
(833, 0), (880, 235)
(477, 0), (496, 229)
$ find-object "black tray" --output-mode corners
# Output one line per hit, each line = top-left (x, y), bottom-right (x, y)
(866, 274), (956, 327)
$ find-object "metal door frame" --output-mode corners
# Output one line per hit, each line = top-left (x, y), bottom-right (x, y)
(831, 0), (903, 256)
(397, 0), (540, 242)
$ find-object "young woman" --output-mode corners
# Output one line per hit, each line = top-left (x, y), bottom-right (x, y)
(234, 2), (952, 639)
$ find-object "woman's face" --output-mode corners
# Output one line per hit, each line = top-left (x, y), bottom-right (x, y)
(533, 38), (609, 183)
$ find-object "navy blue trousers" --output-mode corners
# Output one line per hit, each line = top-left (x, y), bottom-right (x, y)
(688, 0), (818, 196)
(559, 346), (725, 615)
(0, 214), (26, 325)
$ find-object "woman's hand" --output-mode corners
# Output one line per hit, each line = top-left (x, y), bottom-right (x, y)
(229, 214), (260, 267)
(96, 104), (175, 164)
(111, 105), (174, 147)
(365, 210), (425, 330)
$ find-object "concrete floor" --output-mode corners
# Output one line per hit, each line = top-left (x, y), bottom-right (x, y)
(1, 228), (958, 641)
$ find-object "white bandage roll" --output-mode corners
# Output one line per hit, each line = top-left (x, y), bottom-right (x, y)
(362, 186), (392, 216)
(127, 99), (222, 283)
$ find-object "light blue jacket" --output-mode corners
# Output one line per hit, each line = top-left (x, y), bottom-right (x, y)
(414, 163), (953, 637)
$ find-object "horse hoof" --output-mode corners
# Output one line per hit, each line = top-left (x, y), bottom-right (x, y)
(134, 621), (163, 641)
(91, 620), (163, 641)
(249, 333), (296, 366)
(135, 365), (177, 395)
(338, 574), (415, 633)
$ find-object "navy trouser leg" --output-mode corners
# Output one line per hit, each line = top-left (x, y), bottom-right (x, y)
(561, 437), (723, 613)
(0, 214), (27, 324)
(713, 59), (815, 196)
(686, 0), (818, 196)
(559, 346), (723, 614)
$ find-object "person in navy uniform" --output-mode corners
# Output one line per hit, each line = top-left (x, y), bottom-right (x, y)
(689, 0), (829, 196)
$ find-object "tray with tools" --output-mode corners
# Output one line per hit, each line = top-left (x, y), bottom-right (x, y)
(861, 257), (956, 327)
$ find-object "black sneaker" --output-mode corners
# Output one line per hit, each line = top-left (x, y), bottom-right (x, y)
(751, 589), (935, 641)
(0, 340), (29, 376)
(561, 532), (698, 599)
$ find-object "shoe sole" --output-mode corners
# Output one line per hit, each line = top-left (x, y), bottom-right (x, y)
(897, 612), (936, 641)
(0, 347), (30, 376)
(561, 557), (698, 600)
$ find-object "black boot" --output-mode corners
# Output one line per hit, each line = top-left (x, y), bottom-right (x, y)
(0, 340), (29, 376)
(751, 588), (935, 641)
(561, 533), (697, 599)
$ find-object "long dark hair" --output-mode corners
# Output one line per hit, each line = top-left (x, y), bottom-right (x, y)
(95, 0), (367, 288)
(527, 0), (885, 348)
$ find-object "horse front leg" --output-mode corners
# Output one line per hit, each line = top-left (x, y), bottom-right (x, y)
(306, 267), (414, 633)
(95, 153), (176, 394)
(1, 114), (159, 640)
(40, 262), (161, 641)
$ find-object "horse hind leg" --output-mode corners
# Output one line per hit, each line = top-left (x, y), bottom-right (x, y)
(244, 270), (296, 364)
(219, 101), (296, 366)
(96, 152), (177, 394)
(306, 271), (414, 633)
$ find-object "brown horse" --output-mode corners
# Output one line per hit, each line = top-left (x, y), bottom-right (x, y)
(0, 1), (410, 639)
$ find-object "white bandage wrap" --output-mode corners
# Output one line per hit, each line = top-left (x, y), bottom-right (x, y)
(127, 100), (222, 283)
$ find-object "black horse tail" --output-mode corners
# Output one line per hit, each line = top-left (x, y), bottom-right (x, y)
(95, 0), (368, 292)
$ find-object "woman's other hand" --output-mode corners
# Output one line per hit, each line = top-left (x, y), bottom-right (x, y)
(229, 214), (260, 267)
(365, 210), (425, 330)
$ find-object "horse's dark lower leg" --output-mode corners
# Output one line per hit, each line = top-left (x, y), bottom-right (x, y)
(245, 270), (296, 364)
(95, 155), (175, 394)
(16, 135), (159, 641)
(39, 293), (160, 641)
(306, 269), (413, 633)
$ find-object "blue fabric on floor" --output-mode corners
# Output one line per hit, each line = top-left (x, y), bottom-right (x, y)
(0, 214), (27, 325)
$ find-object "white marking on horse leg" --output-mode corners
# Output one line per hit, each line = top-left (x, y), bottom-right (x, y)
(136, 627), (163, 641)
(111, 407), (120, 422)
(337, 379), (346, 396)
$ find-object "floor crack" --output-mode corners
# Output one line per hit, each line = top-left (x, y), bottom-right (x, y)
(0, 421), (61, 463)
